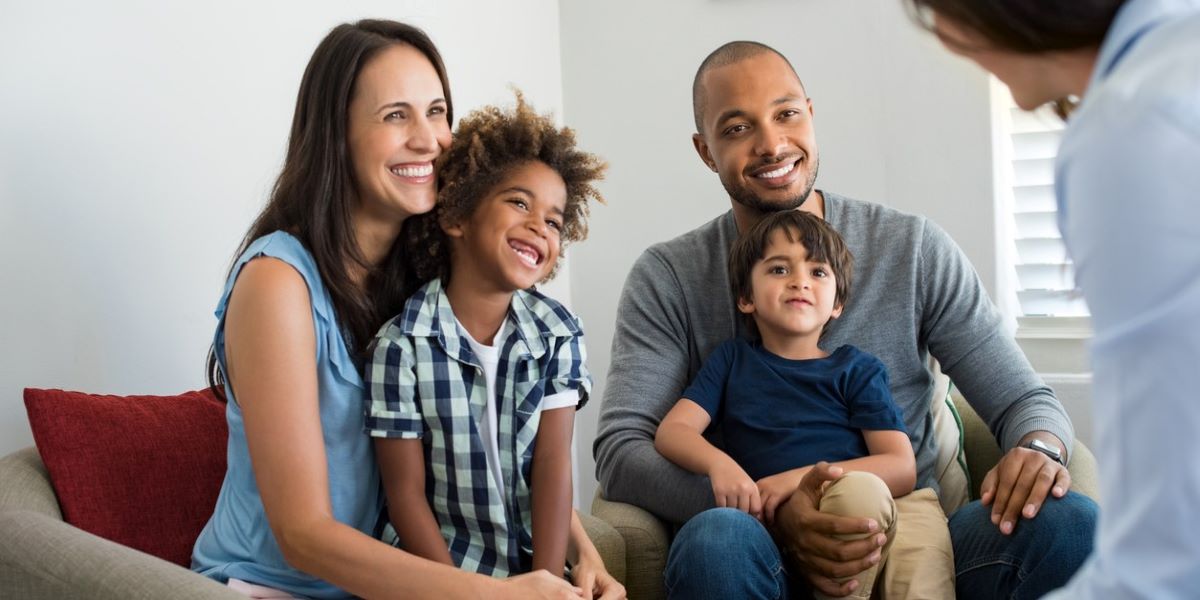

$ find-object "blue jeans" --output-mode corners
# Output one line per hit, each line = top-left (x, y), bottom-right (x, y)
(665, 508), (796, 600)
(664, 493), (1096, 600)
(951, 491), (1097, 599)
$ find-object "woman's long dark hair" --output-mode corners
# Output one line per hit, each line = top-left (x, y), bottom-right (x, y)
(207, 19), (453, 400)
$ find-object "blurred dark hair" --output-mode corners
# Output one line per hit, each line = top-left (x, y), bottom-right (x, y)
(905, 0), (1125, 117)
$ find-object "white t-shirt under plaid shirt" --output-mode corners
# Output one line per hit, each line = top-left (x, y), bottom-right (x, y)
(364, 278), (591, 576)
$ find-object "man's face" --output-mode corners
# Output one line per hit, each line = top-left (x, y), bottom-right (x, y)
(693, 52), (819, 213)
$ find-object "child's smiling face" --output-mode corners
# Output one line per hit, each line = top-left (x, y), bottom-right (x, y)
(444, 160), (567, 292)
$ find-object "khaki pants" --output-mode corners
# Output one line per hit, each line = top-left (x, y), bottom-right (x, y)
(789, 471), (955, 600)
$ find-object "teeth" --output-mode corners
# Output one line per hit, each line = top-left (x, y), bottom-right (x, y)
(510, 242), (539, 267)
(390, 164), (433, 178)
(756, 162), (795, 179)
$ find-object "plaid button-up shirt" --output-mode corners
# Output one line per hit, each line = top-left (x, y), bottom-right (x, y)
(364, 278), (591, 576)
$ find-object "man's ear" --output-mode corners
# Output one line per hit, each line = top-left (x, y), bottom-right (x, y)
(693, 133), (718, 173)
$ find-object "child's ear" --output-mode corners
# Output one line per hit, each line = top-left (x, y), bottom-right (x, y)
(441, 215), (465, 239)
(736, 295), (756, 315)
(830, 303), (844, 320)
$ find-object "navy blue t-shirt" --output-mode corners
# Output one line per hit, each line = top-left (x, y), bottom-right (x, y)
(682, 339), (906, 481)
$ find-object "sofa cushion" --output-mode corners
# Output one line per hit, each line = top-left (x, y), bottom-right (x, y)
(23, 388), (227, 567)
(929, 365), (971, 514)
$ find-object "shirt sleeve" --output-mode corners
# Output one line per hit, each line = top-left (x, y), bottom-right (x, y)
(593, 250), (718, 523)
(844, 352), (906, 433)
(542, 321), (593, 411)
(363, 332), (424, 439)
(680, 341), (734, 422)
(917, 219), (1074, 453)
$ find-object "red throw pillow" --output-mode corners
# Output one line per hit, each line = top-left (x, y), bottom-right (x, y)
(24, 388), (228, 567)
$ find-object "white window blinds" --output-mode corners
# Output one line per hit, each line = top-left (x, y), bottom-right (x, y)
(997, 97), (1090, 318)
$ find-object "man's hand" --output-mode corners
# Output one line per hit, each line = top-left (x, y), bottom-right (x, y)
(980, 436), (1071, 535)
(709, 458), (762, 518)
(774, 463), (887, 597)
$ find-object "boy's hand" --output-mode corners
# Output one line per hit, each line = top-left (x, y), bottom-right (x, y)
(757, 469), (806, 524)
(709, 459), (762, 518)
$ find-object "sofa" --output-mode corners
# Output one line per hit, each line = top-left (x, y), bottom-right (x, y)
(0, 388), (625, 600)
(590, 378), (1101, 600)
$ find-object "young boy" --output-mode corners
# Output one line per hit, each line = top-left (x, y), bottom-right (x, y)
(655, 210), (954, 599)
(364, 94), (605, 580)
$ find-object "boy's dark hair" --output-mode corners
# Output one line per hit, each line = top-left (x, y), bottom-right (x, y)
(729, 210), (853, 336)
(405, 91), (606, 286)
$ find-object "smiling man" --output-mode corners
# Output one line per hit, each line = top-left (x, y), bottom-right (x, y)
(593, 41), (1098, 599)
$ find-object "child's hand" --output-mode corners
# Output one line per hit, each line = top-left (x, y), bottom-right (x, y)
(757, 469), (807, 524)
(709, 459), (762, 518)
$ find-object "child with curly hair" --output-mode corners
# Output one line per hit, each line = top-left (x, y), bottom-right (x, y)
(364, 92), (607, 585)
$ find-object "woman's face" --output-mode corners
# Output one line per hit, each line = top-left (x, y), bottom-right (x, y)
(934, 13), (1067, 110)
(347, 43), (451, 223)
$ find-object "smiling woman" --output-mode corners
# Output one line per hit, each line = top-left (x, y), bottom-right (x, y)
(192, 20), (612, 600)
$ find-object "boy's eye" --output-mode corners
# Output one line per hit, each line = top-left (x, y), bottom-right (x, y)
(767, 265), (788, 275)
(812, 267), (829, 277)
(546, 219), (562, 232)
(507, 198), (528, 210)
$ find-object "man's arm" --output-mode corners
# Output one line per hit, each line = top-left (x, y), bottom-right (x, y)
(918, 220), (1074, 452)
(918, 220), (1074, 529)
(593, 251), (716, 523)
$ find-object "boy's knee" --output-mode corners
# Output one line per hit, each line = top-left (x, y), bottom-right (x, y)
(669, 508), (777, 566)
(819, 471), (896, 531)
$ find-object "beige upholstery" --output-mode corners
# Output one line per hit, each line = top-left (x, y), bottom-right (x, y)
(591, 400), (1100, 600)
(0, 446), (625, 599)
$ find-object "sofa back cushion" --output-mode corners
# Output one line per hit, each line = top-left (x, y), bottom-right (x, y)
(23, 388), (227, 567)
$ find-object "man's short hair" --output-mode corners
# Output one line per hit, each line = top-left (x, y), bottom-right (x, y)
(729, 210), (853, 336)
(692, 41), (805, 133)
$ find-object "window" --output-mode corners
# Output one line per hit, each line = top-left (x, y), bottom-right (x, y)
(992, 80), (1090, 319)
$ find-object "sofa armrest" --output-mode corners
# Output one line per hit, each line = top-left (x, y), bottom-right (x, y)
(953, 396), (1100, 503)
(0, 510), (243, 600)
(577, 510), (627, 584)
(591, 489), (670, 600)
(0, 447), (61, 517)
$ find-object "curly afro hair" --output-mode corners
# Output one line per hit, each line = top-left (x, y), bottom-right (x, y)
(403, 90), (606, 287)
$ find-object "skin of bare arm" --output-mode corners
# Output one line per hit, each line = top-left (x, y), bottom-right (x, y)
(531, 406), (576, 575)
(224, 258), (583, 600)
(375, 438), (454, 565)
(566, 512), (627, 600)
(654, 399), (762, 517)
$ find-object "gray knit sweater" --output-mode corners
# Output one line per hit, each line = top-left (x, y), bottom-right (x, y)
(593, 191), (1074, 524)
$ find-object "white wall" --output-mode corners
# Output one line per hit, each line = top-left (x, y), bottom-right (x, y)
(559, 0), (1000, 508)
(3, 0), (1062, 519)
(0, 0), (568, 455)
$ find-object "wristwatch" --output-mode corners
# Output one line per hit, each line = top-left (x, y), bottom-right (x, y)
(1023, 438), (1065, 466)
